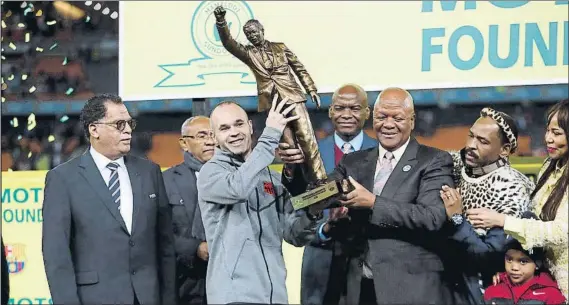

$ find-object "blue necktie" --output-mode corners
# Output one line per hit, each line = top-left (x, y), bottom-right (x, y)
(107, 162), (121, 208)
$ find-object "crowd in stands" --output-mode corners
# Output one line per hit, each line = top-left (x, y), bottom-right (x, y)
(1, 1), (117, 102)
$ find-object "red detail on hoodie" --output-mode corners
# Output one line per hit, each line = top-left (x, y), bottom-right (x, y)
(263, 182), (275, 196)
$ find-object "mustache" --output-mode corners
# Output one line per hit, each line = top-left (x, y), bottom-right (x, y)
(465, 148), (479, 159)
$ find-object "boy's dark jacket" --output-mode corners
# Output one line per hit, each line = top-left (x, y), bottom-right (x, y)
(484, 272), (566, 305)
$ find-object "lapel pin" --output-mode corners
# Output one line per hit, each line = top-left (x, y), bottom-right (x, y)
(402, 165), (412, 172)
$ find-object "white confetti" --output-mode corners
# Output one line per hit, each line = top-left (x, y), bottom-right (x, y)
(46, 20), (57, 26)
(21, 2), (27, 8)
(85, 1), (93, 6)
(9, 42), (16, 50)
(94, 3), (102, 10)
(29, 86), (37, 93)
(7, 74), (14, 81)
(10, 118), (19, 128)
(22, 74), (28, 80)
(48, 135), (56, 142)
(110, 11), (118, 19)
(17, 23), (26, 28)
(1, 20), (6, 29)
(25, 32), (30, 42)
(27, 113), (37, 131)
(102, 7), (110, 15)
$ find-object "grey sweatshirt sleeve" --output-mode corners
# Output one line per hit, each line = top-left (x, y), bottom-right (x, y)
(282, 192), (320, 247)
(197, 127), (282, 204)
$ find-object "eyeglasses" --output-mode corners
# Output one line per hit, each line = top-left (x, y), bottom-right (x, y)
(182, 131), (214, 141)
(93, 119), (137, 132)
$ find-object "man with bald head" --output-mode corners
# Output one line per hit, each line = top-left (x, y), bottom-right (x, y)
(197, 98), (323, 304)
(279, 87), (455, 304)
(163, 116), (214, 305)
(281, 83), (377, 305)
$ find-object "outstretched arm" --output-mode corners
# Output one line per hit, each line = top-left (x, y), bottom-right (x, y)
(215, 7), (249, 63)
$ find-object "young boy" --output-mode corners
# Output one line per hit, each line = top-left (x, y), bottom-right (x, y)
(484, 238), (566, 304)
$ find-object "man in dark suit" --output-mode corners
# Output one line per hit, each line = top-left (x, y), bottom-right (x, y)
(163, 116), (214, 305)
(280, 87), (455, 304)
(281, 83), (377, 305)
(42, 94), (176, 305)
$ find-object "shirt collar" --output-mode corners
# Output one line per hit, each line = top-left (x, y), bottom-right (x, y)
(334, 131), (364, 151)
(378, 137), (410, 163)
(90, 146), (125, 172)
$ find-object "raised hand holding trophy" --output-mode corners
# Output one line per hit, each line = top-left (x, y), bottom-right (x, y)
(213, 6), (351, 210)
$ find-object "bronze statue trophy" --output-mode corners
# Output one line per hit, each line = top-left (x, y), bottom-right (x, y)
(214, 6), (351, 210)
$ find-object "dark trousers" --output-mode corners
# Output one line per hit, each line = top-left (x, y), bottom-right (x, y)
(359, 278), (377, 305)
(323, 254), (348, 305)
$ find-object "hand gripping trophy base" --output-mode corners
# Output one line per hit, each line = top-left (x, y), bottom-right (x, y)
(291, 177), (355, 211)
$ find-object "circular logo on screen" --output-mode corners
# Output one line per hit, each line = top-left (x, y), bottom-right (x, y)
(191, 1), (254, 59)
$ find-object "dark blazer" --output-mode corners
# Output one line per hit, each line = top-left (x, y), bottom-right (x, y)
(1, 237), (8, 305)
(163, 162), (207, 305)
(305, 137), (455, 304)
(299, 133), (377, 305)
(41, 150), (176, 305)
(446, 222), (510, 304)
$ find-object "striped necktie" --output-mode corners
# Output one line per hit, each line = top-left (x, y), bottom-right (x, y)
(107, 162), (121, 208)
(342, 143), (353, 154)
(373, 151), (394, 195)
(362, 151), (395, 279)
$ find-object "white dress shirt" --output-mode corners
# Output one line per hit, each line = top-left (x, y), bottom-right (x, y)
(375, 137), (411, 178)
(90, 146), (134, 234)
(334, 131), (364, 152)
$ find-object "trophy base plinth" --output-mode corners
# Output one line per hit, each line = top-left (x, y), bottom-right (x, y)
(291, 179), (353, 210)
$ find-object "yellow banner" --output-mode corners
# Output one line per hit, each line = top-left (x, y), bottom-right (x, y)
(1, 170), (304, 304)
(119, 0), (568, 101)
(2, 171), (51, 305)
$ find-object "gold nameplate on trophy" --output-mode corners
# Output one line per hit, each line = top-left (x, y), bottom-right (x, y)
(291, 181), (341, 210)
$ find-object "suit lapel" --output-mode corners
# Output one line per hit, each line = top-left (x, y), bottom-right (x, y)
(249, 48), (270, 76)
(173, 165), (198, 219)
(360, 147), (379, 191)
(79, 151), (128, 233)
(125, 156), (142, 235)
(380, 138), (420, 199)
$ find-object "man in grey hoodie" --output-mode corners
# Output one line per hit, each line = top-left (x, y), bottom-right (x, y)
(197, 96), (325, 304)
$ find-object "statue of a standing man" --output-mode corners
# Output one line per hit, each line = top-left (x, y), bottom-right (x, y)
(214, 6), (327, 183)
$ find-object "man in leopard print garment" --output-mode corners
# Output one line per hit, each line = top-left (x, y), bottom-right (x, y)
(442, 108), (535, 234)
(440, 108), (535, 304)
